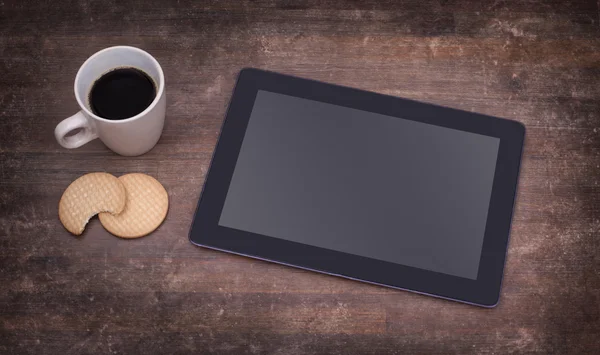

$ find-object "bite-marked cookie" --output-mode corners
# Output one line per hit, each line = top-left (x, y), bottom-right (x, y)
(59, 172), (127, 235)
(98, 173), (168, 238)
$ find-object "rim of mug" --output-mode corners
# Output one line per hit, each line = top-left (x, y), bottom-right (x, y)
(74, 46), (165, 123)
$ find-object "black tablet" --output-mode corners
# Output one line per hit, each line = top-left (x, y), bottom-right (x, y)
(189, 68), (525, 307)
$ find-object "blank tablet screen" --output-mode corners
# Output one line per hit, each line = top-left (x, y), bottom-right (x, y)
(218, 90), (500, 280)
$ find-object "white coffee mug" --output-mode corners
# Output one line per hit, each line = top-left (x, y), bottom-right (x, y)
(55, 46), (166, 156)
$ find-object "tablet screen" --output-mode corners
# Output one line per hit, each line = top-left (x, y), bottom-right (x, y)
(218, 90), (500, 280)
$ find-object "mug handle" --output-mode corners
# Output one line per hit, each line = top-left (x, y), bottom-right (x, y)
(54, 111), (99, 149)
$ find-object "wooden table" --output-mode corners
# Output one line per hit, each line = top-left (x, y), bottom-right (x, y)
(1, 1), (599, 353)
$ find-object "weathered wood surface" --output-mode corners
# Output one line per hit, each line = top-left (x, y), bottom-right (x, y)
(1, 1), (599, 354)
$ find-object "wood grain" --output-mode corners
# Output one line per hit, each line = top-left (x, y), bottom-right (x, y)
(1, 0), (599, 354)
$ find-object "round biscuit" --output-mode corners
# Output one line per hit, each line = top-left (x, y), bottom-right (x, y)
(59, 172), (127, 235)
(98, 173), (169, 238)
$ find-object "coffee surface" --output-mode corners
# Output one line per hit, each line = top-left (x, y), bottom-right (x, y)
(89, 67), (156, 120)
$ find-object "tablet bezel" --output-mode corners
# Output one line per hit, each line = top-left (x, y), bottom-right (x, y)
(189, 68), (525, 307)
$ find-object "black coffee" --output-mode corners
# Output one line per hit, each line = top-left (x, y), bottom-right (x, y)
(89, 67), (157, 120)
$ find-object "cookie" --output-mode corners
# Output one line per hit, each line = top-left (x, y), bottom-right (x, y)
(59, 172), (127, 235)
(98, 173), (169, 238)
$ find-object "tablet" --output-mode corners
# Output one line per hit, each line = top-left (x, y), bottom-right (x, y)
(189, 68), (525, 307)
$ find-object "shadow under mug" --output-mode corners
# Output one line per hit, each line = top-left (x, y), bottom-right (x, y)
(55, 46), (166, 156)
